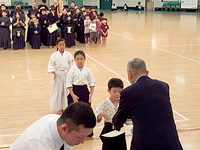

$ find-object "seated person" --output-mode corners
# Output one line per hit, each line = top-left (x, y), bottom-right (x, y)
(136, 2), (144, 10)
(111, 3), (117, 11)
(122, 3), (128, 11)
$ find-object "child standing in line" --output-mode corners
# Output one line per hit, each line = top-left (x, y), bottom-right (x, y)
(31, 19), (41, 49)
(95, 78), (127, 150)
(101, 18), (109, 47)
(89, 16), (97, 47)
(84, 14), (91, 47)
(12, 12), (26, 50)
(61, 9), (75, 48)
(46, 7), (59, 49)
(66, 50), (95, 105)
(38, 9), (48, 46)
(96, 17), (102, 47)
(48, 38), (74, 115)
(0, 10), (11, 50)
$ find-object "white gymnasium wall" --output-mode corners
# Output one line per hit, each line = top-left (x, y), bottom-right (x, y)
(154, 0), (163, 8)
(83, 0), (100, 8)
(113, 0), (146, 7)
(48, 0), (147, 8)
(0, 0), (11, 6)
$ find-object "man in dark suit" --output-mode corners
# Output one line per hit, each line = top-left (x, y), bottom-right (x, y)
(113, 58), (183, 150)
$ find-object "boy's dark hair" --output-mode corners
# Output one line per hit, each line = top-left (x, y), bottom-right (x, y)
(91, 16), (96, 21)
(90, 6), (95, 10)
(101, 18), (107, 21)
(42, 0), (46, 3)
(2, 10), (7, 13)
(108, 78), (124, 90)
(85, 14), (89, 17)
(56, 38), (65, 45)
(74, 50), (85, 58)
(57, 102), (96, 132)
(100, 12), (104, 17)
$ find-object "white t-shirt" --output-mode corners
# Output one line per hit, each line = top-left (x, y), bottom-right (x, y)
(10, 114), (72, 150)
(66, 65), (96, 88)
(89, 23), (96, 33)
(84, 19), (91, 33)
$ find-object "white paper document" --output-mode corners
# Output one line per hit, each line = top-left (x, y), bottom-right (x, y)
(101, 125), (131, 137)
(47, 23), (58, 33)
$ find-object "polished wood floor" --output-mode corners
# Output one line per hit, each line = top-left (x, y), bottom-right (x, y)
(0, 11), (200, 149)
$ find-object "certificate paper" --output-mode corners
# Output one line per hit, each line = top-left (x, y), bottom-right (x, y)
(47, 23), (58, 33)
(102, 126), (131, 137)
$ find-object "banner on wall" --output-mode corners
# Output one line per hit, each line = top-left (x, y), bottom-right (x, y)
(59, 0), (63, 13)
(0, 0), (11, 6)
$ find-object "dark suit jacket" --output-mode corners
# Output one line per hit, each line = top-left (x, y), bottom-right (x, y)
(113, 76), (183, 150)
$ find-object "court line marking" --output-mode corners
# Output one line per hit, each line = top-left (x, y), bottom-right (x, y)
(109, 31), (137, 41)
(85, 53), (188, 121)
(109, 30), (199, 42)
(86, 54), (130, 83)
(155, 47), (200, 64)
(110, 30), (200, 64)
(161, 44), (200, 47)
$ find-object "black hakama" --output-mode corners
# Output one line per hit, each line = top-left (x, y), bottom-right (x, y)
(12, 19), (26, 50)
(13, 36), (25, 50)
(65, 32), (75, 48)
(46, 13), (59, 46)
(61, 15), (75, 48)
(0, 17), (11, 49)
(78, 15), (85, 43)
(31, 34), (41, 49)
(31, 25), (41, 49)
(39, 15), (48, 45)
(67, 84), (93, 137)
(68, 85), (90, 105)
(26, 23), (33, 44)
(47, 30), (58, 46)
(100, 122), (127, 150)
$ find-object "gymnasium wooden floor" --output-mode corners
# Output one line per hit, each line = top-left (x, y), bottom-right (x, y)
(0, 10), (200, 149)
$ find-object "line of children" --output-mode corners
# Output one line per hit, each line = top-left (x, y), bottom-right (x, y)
(0, 2), (110, 50)
(84, 14), (91, 47)
(89, 17), (97, 47)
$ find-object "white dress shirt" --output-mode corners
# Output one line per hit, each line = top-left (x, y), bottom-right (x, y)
(66, 65), (96, 88)
(10, 114), (72, 150)
(48, 51), (74, 72)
